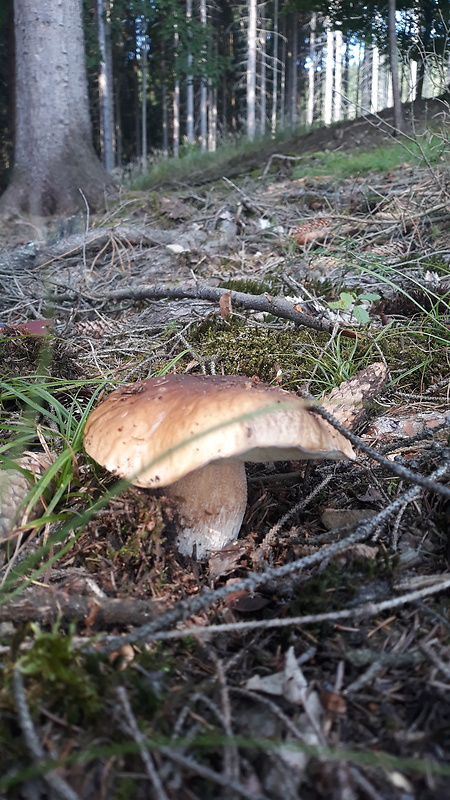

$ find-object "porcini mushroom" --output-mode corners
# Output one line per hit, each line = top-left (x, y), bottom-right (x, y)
(83, 375), (355, 559)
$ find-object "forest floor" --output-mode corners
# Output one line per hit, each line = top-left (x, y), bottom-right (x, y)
(0, 97), (450, 799)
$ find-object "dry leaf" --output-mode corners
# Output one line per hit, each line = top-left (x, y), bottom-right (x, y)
(208, 541), (248, 578)
(226, 590), (269, 613)
(321, 508), (378, 531)
(219, 290), (233, 319)
(320, 688), (347, 715)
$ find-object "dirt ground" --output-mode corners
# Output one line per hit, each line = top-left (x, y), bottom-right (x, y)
(0, 98), (450, 799)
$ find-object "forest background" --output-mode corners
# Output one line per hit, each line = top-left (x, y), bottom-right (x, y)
(0, 1), (450, 798)
(0, 0), (449, 200)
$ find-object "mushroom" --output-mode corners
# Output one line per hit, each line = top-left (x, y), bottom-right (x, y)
(83, 374), (355, 559)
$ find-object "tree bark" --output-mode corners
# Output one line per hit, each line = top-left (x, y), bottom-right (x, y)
(199, 0), (207, 152)
(173, 26), (180, 158)
(270, 0), (279, 135)
(259, 24), (267, 136)
(324, 24), (333, 125)
(289, 13), (298, 127)
(388, 0), (405, 133)
(371, 45), (380, 112)
(246, 0), (257, 140)
(334, 29), (342, 121)
(97, 0), (115, 173)
(0, 0), (115, 218)
(186, 0), (194, 144)
(307, 13), (316, 126)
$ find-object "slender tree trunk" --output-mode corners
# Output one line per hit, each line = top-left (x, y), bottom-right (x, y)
(289, 13), (298, 127)
(259, 24), (267, 136)
(0, 0), (114, 217)
(161, 47), (169, 157)
(343, 34), (350, 119)
(270, 0), (279, 135)
(307, 13), (316, 126)
(409, 58), (417, 102)
(97, 0), (114, 173)
(334, 29), (342, 121)
(355, 42), (362, 111)
(186, 0), (194, 144)
(200, 0), (207, 151)
(324, 25), (333, 125)
(173, 26), (180, 157)
(280, 12), (286, 129)
(371, 45), (379, 111)
(141, 38), (147, 170)
(246, 0), (257, 140)
(388, 0), (405, 132)
(114, 80), (122, 169)
(208, 86), (217, 151)
(361, 45), (371, 112)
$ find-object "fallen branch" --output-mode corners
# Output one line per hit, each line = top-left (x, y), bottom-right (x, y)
(49, 281), (355, 336)
(0, 588), (165, 627)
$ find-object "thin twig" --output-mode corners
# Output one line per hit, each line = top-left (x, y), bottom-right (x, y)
(159, 745), (270, 800)
(112, 575), (450, 644)
(47, 281), (351, 336)
(116, 685), (169, 800)
(312, 404), (450, 500)
(91, 464), (450, 654)
(13, 667), (81, 800)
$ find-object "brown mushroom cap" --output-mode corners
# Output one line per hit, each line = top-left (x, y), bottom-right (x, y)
(84, 375), (355, 559)
(83, 374), (355, 487)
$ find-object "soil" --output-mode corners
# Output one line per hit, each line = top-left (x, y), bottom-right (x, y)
(0, 98), (450, 800)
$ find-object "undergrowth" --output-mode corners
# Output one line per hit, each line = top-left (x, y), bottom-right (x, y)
(292, 132), (448, 179)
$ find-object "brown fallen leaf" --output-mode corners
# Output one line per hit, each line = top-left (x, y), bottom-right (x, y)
(225, 590), (269, 613)
(208, 541), (248, 578)
(321, 508), (378, 531)
(320, 688), (347, 716)
(219, 290), (233, 319)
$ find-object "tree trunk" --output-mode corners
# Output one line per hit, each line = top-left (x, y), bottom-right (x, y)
(289, 13), (298, 127)
(388, 0), (405, 132)
(270, 0), (278, 135)
(371, 45), (379, 111)
(343, 34), (350, 119)
(208, 85), (217, 151)
(97, 0), (114, 173)
(307, 13), (316, 126)
(161, 52), (169, 158)
(361, 45), (371, 113)
(409, 58), (417, 102)
(334, 29), (342, 121)
(246, 0), (257, 140)
(173, 26), (180, 158)
(280, 12), (286, 129)
(324, 24), (333, 125)
(200, 0), (207, 152)
(141, 37), (147, 170)
(259, 24), (267, 136)
(0, 0), (114, 218)
(186, 0), (194, 144)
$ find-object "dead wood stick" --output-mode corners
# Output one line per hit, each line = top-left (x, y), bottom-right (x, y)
(49, 281), (352, 336)
(0, 588), (166, 627)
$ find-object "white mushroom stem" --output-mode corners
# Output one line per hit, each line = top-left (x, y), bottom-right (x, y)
(164, 460), (247, 559)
